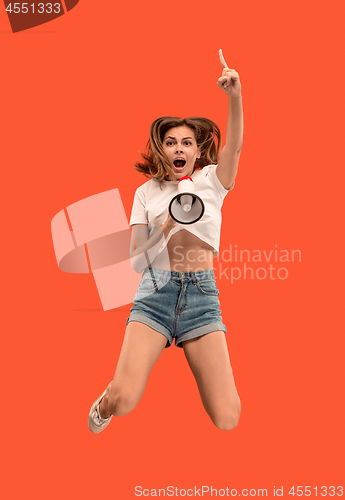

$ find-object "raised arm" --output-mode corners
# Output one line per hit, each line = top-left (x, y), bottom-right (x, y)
(216, 49), (244, 190)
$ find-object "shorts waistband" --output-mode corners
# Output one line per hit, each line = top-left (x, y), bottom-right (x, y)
(142, 267), (215, 282)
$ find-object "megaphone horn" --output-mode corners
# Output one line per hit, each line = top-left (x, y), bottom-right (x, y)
(168, 176), (205, 224)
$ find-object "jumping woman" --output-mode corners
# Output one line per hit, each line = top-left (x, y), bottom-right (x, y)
(88, 49), (244, 433)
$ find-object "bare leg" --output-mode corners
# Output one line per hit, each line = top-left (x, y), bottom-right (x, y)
(183, 331), (241, 430)
(99, 321), (167, 418)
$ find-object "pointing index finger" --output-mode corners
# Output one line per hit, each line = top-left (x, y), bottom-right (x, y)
(219, 48), (229, 69)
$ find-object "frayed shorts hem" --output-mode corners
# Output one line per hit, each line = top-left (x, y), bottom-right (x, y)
(126, 314), (226, 349)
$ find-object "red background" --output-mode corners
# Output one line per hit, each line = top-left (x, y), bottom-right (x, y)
(1, 1), (344, 498)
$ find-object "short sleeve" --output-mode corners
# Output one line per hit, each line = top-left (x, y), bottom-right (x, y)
(129, 187), (148, 226)
(205, 165), (235, 198)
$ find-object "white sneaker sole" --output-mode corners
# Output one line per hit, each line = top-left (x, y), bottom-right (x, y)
(88, 390), (113, 434)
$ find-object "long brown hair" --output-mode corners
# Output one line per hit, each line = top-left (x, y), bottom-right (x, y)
(134, 117), (221, 183)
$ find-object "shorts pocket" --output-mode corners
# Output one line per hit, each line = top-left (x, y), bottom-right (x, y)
(136, 274), (170, 294)
(195, 279), (219, 296)
(137, 277), (157, 293)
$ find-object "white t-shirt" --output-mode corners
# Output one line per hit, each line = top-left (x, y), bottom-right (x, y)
(129, 164), (234, 257)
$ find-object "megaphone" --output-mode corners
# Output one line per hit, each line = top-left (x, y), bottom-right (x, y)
(169, 176), (205, 224)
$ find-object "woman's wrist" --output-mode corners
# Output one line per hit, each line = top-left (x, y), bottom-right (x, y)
(229, 93), (242, 100)
(160, 218), (176, 237)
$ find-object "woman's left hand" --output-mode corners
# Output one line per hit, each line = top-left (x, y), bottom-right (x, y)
(217, 49), (242, 97)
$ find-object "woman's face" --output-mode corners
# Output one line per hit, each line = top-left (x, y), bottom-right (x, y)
(162, 125), (200, 180)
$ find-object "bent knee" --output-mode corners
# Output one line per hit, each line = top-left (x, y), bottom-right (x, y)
(211, 401), (242, 431)
(212, 414), (240, 431)
(106, 389), (140, 417)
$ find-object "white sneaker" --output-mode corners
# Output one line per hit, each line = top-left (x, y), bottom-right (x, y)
(88, 390), (112, 434)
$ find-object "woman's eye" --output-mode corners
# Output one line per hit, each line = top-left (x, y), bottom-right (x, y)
(184, 141), (192, 146)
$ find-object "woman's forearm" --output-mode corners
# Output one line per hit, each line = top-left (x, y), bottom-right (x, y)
(225, 94), (243, 153)
(130, 219), (176, 273)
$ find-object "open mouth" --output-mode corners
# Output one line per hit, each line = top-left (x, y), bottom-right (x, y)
(173, 159), (186, 170)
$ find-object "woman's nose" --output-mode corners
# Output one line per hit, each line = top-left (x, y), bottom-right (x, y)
(175, 144), (183, 153)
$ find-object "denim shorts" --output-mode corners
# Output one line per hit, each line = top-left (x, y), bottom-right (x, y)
(126, 267), (227, 348)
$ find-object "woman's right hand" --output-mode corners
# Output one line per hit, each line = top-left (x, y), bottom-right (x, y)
(160, 213), (178, 236)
